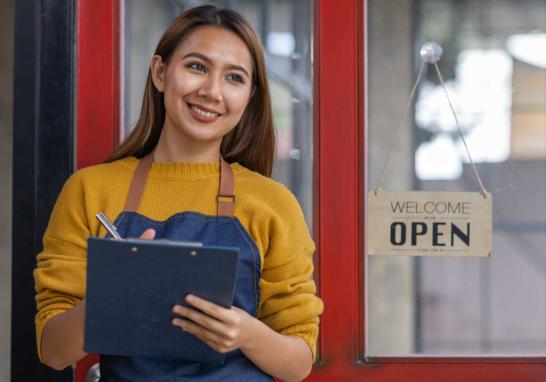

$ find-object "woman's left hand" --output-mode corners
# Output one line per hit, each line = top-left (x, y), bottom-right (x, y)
(172, 294), (258, 353)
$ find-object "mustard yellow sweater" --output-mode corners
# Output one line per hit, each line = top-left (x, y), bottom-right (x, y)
(34, 156), (323, 362)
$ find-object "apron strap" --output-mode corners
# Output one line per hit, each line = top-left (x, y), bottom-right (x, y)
(123, 153), (154, 212)
(218, 157), (235, 217)
(123, 152), (235, 217)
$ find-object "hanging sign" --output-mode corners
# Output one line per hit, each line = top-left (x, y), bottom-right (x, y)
(368, 42), (493, 257)
(368, 191), (492, 257)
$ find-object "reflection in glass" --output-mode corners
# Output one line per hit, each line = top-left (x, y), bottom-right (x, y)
(367, 0), (546, 356)
(123, 0), (314, 226)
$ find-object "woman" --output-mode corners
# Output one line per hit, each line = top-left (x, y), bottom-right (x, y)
(34, 5), (323, 382)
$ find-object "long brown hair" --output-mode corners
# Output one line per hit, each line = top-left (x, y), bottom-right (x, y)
(105, 5), (275, 177)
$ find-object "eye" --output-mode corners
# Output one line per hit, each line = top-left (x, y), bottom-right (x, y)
(227, 73), (244, 83)
(187, 62), (206, 73)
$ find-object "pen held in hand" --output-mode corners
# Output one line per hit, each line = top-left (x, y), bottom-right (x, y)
(96, 212), (123, 239)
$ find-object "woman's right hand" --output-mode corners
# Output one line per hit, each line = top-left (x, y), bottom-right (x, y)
(41, 228), (157, 370)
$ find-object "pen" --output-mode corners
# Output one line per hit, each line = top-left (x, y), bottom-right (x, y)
(96, 212), (123, 240)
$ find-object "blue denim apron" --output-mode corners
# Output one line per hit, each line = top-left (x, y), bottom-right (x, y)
(99, 153), (273, 382)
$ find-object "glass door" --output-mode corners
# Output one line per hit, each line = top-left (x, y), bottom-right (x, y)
(367, 0), (546, 358)
(309, 0), (546, 380)
(122, 0), (315, 223)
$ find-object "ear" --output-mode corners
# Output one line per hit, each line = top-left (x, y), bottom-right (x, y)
(150, 55), (166, 93)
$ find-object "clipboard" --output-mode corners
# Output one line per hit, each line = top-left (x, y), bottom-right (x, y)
(84, 237), (239, 364)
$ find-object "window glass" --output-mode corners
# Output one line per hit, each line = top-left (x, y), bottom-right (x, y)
(367, 0), (546, 356)
(123, 0), (314, 225)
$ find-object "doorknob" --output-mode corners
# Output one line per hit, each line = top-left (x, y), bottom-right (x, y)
(85, 363), (100, 382)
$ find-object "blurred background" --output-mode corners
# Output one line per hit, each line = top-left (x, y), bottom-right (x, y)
(367, 0), (546, 356)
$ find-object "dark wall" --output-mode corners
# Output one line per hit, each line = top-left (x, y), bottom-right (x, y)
(1, 0), (14, 380)
(12, 0), (75, 380)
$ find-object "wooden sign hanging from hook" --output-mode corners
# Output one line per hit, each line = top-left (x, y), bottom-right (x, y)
(368, 190), (492, 257)
(368, 42), (493, 257)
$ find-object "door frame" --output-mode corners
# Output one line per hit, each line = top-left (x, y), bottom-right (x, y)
(310, 0), (546, 380)
(73, 0), (120, 379)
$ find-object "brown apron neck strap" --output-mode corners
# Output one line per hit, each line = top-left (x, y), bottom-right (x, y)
(217, 156), (235, 217)
(123, 153), (154, 212)
(123, 152), (235, 217)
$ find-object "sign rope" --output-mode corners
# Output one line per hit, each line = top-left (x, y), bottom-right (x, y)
(374, 42), (488, 198)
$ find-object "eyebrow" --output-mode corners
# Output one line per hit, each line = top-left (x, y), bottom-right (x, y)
(182, 52), (250, 78)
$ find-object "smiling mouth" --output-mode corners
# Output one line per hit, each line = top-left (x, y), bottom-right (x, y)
(188, 103), (221, 119)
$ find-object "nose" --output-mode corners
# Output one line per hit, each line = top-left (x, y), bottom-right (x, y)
(197, 73), (223, 103)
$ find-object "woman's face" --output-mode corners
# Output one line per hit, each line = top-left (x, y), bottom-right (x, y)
(151, 26), (254, 146)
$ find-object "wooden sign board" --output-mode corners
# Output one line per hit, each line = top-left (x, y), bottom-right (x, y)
(367, 191), (492, 257)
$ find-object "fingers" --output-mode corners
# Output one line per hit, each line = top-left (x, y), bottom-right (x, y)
(184, 295), (236, 325)
(171, 296), (252, 353)
(172, 317), (236, 354)
(172, 304), (228, 335)
(139, 228), (156, 240)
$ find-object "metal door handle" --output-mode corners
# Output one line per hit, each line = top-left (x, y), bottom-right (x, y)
(85, 363), (100, 382)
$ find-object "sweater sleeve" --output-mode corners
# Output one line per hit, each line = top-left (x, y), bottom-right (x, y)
(33, 171), (90, 362)
(257, 189), (324, 360)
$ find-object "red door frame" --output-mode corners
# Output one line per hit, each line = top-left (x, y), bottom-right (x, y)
(77, 0), (121, 169)
(74, 0), (120, 380)
(75, 0), (546, 381)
